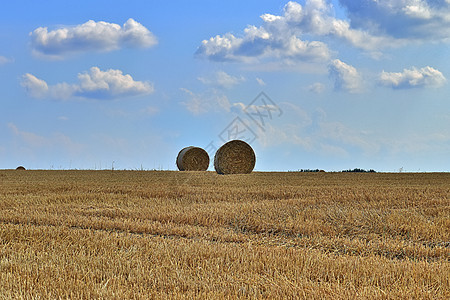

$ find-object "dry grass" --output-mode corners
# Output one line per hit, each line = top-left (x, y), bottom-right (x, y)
(0, 170), (449, 299)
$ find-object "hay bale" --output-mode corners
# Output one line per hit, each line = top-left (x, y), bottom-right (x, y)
(176, 146), (209, 171)
(214, 140), (255, 175)
(16, 166), (26, 170)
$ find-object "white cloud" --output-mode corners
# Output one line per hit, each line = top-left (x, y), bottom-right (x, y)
(257, 123), (314, 150)
(8, 123), (47, 147)
(251, 102), (378, 157)
(278, 1), (393, 51)
(378, 132), (450, 158)
(230, 102), (247, 114)
(307, 82), (325, 93)
(379, 66), (446, 89)
(180, 88), (231, 115)
(103, 106), (159, 118)
(256, 77), (266, 86)
(196, 1), (396, 63)
(140, 106), (159, 116)
(0, 56), (13, 65)
(339, 0), (450, 41)
(8, 123), (83, 154)
(30, 18), (157, 59)
(196, 28), (331, 63)
(231, 102), (281, 118)
(21, 67), (154, 100)
(328, 59), (363, 93)
(318, 120), (380, 155)
(21, 73), (49, 98)
(198, 71), (245, 88)
(262, 101), (450, 163)
(76, 67), (154, 98)
(196, 2), (333, 63)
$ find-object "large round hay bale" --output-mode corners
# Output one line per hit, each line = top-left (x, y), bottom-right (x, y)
(214, 140), (256, 175)
(16, 166), (26, 170)
(176, 146), (209, 171)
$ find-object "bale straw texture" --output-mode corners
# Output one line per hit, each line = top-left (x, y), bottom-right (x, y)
(16, 166), (26, 170)
(214, 140), (256, 175)
(176, 146), (209, 171)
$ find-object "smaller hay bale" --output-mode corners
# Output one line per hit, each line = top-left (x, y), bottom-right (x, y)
(16, 166), (26, 170)
(176, 146), (209, 171)
(214, 140), (256, 175)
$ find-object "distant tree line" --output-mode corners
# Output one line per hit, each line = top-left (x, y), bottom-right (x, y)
(293, 168), (376, 173)
(342, 168), (376, 173)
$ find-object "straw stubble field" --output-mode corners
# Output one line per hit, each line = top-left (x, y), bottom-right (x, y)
(0, 170), (449, 299)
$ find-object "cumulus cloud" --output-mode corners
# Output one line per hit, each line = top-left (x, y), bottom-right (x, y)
(198, 71), (245, 88)
(268, 1), (393, 51)
(328, 59), (363, 93)
(379, 66), (447, 89)
(339, 0), (450, 41)
(21, 67), (154, 100)
(76, 67), (154, 98)
(196, 28), (331, 63)
(21, 73), (49, 98)
(30, 18), (157, 59)
(196, 1), (397, 63)
(196, 1), (335, 63)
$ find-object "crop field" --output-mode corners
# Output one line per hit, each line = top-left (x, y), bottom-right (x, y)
(0, 170), (449, 299)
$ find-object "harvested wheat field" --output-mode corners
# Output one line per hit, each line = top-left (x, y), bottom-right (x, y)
(0, 170), (449, 299)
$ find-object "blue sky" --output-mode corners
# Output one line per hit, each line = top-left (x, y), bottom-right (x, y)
(1, 0), (450, 172)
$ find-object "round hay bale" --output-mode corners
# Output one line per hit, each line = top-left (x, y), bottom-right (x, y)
(176, 146), (209, 171)
(16, 166), (26, 170)
(214, 140), (256, 175)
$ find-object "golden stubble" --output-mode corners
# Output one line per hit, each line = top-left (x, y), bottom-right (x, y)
(0, 170), (449, 299)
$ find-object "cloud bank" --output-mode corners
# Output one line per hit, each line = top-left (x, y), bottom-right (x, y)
(196, 1), (338, 62)
(31, 18), (157, 59)
(339, 0), (450, 41)
(21, 67), (154, 100)
(379, 66), (446, 89)
(196, 0), (397, 62)
(197, 0), (450, 64)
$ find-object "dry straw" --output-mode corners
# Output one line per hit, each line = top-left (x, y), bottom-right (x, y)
(214, 140), (256, 175)
(176, 146), (209, 171)
(16, 166), (26, 170)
